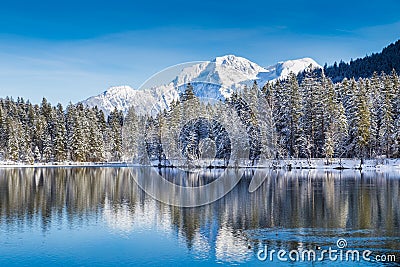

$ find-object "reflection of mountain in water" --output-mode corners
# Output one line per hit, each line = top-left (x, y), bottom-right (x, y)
(0, 168), (399, 263)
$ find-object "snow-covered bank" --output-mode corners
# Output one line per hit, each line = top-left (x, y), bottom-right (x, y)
(0, 161), (129, 168)
(1, 159), (400, 170)
(254, 158), (400, 170)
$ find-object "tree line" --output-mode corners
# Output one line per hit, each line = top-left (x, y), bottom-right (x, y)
(323, 39), (400, 82)
(0, 68), (399, 164)
(265, 69), (400, 159)
(0, 99), (124, 163)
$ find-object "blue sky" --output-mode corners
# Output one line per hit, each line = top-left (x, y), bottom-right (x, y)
(0, 0), (399, 105)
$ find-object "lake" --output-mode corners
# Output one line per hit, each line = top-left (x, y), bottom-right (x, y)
(0, 167), (399, 266)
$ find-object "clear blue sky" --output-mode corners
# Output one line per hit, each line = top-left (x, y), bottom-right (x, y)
(0, 0), (399, 105)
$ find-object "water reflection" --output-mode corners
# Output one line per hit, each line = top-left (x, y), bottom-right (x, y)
(0, 167), (399, 265)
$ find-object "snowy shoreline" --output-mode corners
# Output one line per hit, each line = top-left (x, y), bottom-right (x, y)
(257, 158), (400, 170)
(0, 158), (399, 171)
(0, 162), (129, 168)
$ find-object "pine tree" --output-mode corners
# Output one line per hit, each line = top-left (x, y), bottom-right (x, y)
(287, 73), (303, 157)
(18, 124), (32, 163)
(33, 146), (41, 163)
(323, 77), (348, 160)
(324, 78), (336, 161)
(391, 70), (400, 157)
(272, 80), (289, 158)
(122, 106), (139, 161)
(180, 83), (196, 102)
(108, 107), (123, 161)
(65, 103), (75, 161)
(43, 133), (53, 162)
(33, 114), (47, 158)
(6, 117), (19, 162)
(67, 103), (86, 162)
(366, 73), (381, 157)
(378, 74), (395, 157)
(354, 79), (371, 158)
(300, 68), (324, 158)
(257, 83), (278, 159)
(53, 104), (67, 162)
(0, 105), (5, 159)
(0, 65), (399, 164)
(165, 100), (183, 163)
(248, 81), (259, 119)
(87, 108), (105, 162)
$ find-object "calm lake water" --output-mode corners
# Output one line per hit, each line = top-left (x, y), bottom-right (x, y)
(0, 167), (399, 266)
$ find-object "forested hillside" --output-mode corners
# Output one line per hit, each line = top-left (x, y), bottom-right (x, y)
(0, 99), (124, 163)
(324, 39), (400, 82)
(1, 67), (399, 164)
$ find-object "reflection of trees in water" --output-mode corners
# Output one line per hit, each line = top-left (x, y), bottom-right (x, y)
(0, 168), (141, 232)
(0, 168), (399, 259)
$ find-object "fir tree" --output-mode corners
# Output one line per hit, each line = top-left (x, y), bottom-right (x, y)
(379, 74), (395, 157)
(54, 104), (67, 162)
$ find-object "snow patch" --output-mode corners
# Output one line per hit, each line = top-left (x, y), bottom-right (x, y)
(81, 55), (322, 116)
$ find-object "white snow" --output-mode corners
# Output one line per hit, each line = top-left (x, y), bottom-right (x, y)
(1, 159), (399, 171)
(81, 55), (322, 116)
(0, 161), (128, 168)
(257, 57), (321, 83)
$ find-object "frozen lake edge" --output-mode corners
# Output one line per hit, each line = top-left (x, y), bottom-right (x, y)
(0, 158), (399, 171)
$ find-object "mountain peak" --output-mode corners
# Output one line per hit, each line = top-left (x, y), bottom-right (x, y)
(259, 57), (321, 82)
(213, 54), (245, 64)
(277, 57), (321, 70)
(103, 85), (135, 96)
(213, 54), (267, 73)
(82, 55), (321, 116)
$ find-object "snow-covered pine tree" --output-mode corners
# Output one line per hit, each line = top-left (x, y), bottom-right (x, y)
(180, 83), (196, 102)
(287, 73), (303, 158)
(379, 73), (395, 158)
(65, 103), (75, 161)
(272, 80), (289, 158)
(67, 103), (86, 162)
(367, 72), (382, 157)
(108, 107), (123, 161)
(6, 117), (19, 162)
(32, 114), (47, 160)
(54, 103), (67, 162)
(87, 108), (105, 162)
(228, 91), (260, 164)
(300, 67), (324, 158)
(0, 105), (5, 159)
(324, 77), (336, 161)
(323, 76), (348, 160)
(165, 100), (182, 163)
(248, 81), (259, 122)
(43, 133), (53, 162)
(257, 82), (278, 159)
(122, 106), (139, 161)
(347, 79), (371, 158)
(242, 81), (261, 163)
(342, 78), (357, 157)
(391, 69), (400, 157)
(358, 80), (372, 158)
(33, 146), (41, 163)
(19, 122), (33, 163)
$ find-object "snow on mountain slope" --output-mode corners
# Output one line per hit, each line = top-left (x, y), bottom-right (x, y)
(81, 85), (177, 116)
(81, 55), (321, 116)
(257, 57), (321, 82)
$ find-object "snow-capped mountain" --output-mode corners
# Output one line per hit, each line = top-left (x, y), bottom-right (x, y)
(260, 57), (321, 81)
(81, 85), (178, 116)
(81, 55), (320, 116)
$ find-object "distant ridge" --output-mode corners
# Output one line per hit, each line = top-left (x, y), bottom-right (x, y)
(81, 55), (321, 116)
(324, 39), (400, 82)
